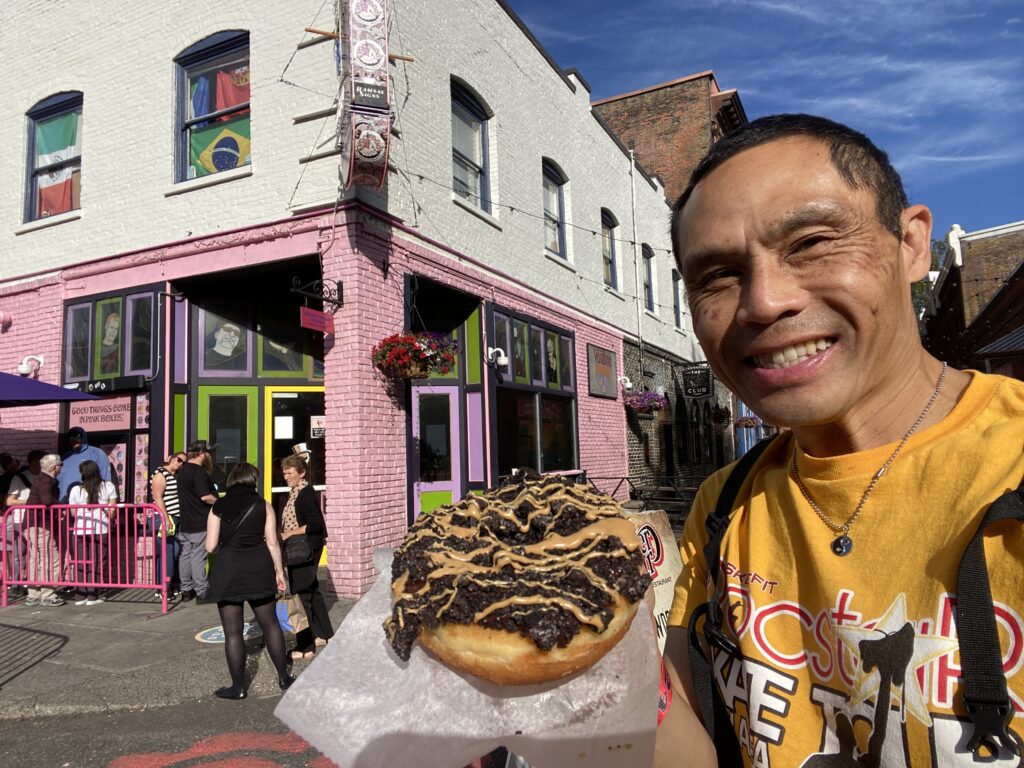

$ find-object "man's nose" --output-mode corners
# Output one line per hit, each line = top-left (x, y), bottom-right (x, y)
(735, 259), (807, 326)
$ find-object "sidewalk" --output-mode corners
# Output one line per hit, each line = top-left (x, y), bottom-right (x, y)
(0, 583), (356, 720)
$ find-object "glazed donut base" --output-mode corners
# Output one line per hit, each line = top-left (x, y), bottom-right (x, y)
(417, 598), (641, 686)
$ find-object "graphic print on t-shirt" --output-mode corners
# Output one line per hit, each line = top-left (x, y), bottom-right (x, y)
(712, 590), (1022, 767)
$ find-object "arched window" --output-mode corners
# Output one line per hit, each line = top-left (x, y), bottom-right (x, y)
(601, 209), (618, 289)
(175, 30), (250, 182)
(451, 80), (491, 213)
(542, 159), (568, 258)
(26, 91), (83, 222)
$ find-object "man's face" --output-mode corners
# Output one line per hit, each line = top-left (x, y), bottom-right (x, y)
(214, 324), (241, 353)
(676, 137), (929, 430)
(68, 433), (83, 451)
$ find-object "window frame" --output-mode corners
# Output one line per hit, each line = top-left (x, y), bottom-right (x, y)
(174, 30), (250, 183)
(601, 209), (618, 290)
(542, 159), (567, 258)
(672, 269), (684, 329)
(25, 91), (83, 223)
(642, 245), (656, 312)
(450, 81), (491, 213)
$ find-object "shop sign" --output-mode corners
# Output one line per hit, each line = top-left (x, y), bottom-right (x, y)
(69, 396), (132, 431)
(310, 415), (327, 438)
(682, 366), (714, 397)
(587, 344), (618, 399)
(300, 307), (334, 334)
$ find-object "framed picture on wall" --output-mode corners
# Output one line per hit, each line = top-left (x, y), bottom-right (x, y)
(587, 344), (618, 399)
(94, 297), (123, 379)
(199, 307), (252, 377)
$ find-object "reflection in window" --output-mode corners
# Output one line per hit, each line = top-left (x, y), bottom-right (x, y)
(418, 395), (452, 482)
(545, 330), (559, 388)
(65, 304), (91, 381)
(559, 336), (573, 391)
(541, 396), (575, 472)
(493, 313), (509, 371)
(512, 319), (529, 382)
(529, 326), (544, 386)
(126, 294), (154, 375)
(208, 395), (247, 491)
(497, 388), (538, 476)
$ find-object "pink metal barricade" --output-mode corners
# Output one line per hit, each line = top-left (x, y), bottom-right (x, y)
(1, 504), (169, 613)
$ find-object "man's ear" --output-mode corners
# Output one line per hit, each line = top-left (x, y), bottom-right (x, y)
(900, 204), (933, 283)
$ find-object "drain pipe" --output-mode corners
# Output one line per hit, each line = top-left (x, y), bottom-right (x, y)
(629, 150), (645, 378)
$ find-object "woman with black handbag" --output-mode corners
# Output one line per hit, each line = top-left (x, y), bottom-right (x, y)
(279, 453), (334, 661)
(205, 463), (295, 699)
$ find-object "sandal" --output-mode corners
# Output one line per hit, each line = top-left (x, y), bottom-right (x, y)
(290, 650), (315, 661)
(314, 638), (329, 647)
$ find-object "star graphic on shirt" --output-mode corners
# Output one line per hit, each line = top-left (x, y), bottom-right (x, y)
(833, 593), (959, 727)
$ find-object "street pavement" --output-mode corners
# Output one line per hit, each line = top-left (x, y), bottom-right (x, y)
(0, 583), (356, 767)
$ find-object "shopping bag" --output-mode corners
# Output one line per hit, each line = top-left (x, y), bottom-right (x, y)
(276, 593), (309, 634)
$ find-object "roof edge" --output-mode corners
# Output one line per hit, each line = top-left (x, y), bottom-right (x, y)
(591, 70), (717, 106)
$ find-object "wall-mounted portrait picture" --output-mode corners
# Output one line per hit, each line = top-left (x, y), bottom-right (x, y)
(199, 307), (251, 377)
(95, 298), (123, 378)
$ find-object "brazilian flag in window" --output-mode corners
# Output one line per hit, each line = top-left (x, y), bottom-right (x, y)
(188, 65), (251, 178)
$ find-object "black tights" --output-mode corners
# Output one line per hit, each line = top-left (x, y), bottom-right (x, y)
(218, 597), (289, 692)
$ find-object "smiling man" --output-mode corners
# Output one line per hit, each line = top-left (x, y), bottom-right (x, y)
(657, 115), (1024, 767)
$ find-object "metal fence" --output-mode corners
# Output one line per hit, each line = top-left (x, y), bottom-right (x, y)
(1, 503), (169, 612)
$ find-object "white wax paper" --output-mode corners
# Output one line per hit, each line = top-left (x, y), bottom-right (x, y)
(275, 549), (659, 768)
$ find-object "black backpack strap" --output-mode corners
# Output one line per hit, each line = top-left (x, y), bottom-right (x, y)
(957, 486), (1024, 758)
(688, 435), (778, 760)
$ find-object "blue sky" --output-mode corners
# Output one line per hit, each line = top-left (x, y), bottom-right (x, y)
(504, 0), (1024, 243)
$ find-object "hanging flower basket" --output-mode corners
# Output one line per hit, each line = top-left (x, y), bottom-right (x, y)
(623, 390), (668, 415)
(734, 415), (763, 429)
(371, 332), (458, 379)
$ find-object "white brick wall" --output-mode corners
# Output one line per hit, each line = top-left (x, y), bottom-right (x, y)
(0, 0), (701, 362)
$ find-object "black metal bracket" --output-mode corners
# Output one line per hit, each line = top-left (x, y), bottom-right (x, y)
(290, 277), (343, 310)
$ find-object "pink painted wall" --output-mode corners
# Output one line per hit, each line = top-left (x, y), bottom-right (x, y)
(0, 276), (65, 458)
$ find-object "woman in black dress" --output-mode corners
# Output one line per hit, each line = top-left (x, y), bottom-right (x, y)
(205, 463), (295, 699)
(279, 454), (335, 660)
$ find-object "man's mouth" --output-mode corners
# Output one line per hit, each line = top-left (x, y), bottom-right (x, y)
(751, 338), (834, 369)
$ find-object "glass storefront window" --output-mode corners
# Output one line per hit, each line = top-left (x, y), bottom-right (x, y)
(418, 394), (452, 482)
(208, 394), (248, 491)
(559, 336), (573, 391)
(512, 319), (529, 383)
(65, 303), (91, 381)
(126, 293), (154, 376)
(541, 395), (575, 472)
(529, 326), (544, 386)
(496, 388), (538, 476)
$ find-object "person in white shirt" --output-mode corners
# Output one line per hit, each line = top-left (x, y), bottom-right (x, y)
(68, 459), (118, 605)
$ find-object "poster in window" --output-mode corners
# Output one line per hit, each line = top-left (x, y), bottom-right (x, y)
(529, 326), (544, 386)
(587, 344), (618, 399)
(493, 313), (509, 372)
(512, 319), (529, 383)
(559, 336), (573, 391)
(199, 307), (251, 376)
(95, 298), (123, 378)
(545, 330), (560, 388)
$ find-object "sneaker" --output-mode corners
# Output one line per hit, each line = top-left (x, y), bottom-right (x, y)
(24, 596), (41, 606)
(8, 586), (27, 598)
(180, 590), (196, 602)
(41, 596), (65, 607)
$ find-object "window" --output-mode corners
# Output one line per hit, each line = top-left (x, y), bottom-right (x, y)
(26, 92), (82, 222)
(175, 31), (250, 182)
(451, 81), (490, 212)
(62, 289), (158, 383)
(672, 269), (683, 328)
(643, 245), (655, 312)
(601, 209), (618, 289)
(542, 159), (567, 258)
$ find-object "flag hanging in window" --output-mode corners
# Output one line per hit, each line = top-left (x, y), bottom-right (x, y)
(190, 117), (251, 177)
(35, 111), (81, 217)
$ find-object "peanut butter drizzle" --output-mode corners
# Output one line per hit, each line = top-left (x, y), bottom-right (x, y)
(386, 476), (646, 647)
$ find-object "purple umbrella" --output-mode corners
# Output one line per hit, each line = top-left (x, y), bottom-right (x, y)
(0, 371), (102, 408)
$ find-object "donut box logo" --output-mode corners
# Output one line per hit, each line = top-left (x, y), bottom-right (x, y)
(637, 523), (664, 577)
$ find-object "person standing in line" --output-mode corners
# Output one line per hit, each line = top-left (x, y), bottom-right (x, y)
(279, 454), (334, 660)
(57, 427), (111, 502)
(150, 452), (186, 597)
(175, 440), (218, 602)
(68, 459), (118, 605)
(4, 450), (42, 599)
(23, 454), (65, 607)
(205, 462), (294, 699)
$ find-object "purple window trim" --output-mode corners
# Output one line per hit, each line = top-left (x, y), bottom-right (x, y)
(64, 303), (92, 383)
(124, 292), (155, 377)
(173, 299), (188, 385)
(466, 391), (484, 483)
(197, 307), (252, 378)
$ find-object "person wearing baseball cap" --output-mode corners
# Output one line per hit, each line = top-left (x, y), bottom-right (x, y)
(174, 440), (218, 602)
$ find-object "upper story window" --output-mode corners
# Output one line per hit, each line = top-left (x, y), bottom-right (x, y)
(672, 269), (683, 328)
(642, 245), (655, 312)
(601, 209), (618, 290)
(451, 81), (490, 213)
(542, 159), (567, 258)
(175, 31), (250, 182)
(26, 92), (83, 222)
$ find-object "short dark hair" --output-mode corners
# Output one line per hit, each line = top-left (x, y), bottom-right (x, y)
(671, 114), (908, 262)
(226, 462), (259, 489)
(27, 450), (46, 464)
(187, 440), (212, 459)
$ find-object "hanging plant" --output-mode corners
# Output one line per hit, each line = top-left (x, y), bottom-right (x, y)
(711, 404), (732, 425)
(734, 415), (763, 429)
(623, 390), (668, 414)
(371, 331), (459, 379)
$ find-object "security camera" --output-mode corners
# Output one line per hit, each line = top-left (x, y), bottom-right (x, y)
(618, 375), (633, 391)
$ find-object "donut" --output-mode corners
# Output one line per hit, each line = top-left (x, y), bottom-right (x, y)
(383, 474), (651, 685)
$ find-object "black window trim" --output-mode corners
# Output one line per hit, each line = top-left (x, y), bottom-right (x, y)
(25, 91), (83, 223)
(642, 244), (656, 312)
(542, 158), (567, 258)
(451, 79), (491, 213)
(601, 208), (618, 290)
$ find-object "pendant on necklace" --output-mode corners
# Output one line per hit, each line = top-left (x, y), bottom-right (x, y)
(831, 535), (853, 556)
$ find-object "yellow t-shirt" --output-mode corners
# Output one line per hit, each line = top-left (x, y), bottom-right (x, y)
(670, 371), (1024, 767)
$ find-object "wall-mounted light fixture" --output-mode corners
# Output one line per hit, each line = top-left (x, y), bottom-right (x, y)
(617, 375), (633, 391)
(17, 354), (44, 378)
(486, 347), (509, 368)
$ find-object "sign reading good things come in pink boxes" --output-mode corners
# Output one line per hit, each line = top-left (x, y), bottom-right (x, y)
(68, 395), (132, 431)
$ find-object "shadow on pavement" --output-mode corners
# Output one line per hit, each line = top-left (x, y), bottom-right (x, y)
(0, 622), (68, 691)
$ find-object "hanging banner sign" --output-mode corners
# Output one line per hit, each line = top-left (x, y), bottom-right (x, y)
(300, 306), (335, 334)
(681, 366), (714, 397)
(338, 0), (391, 191)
